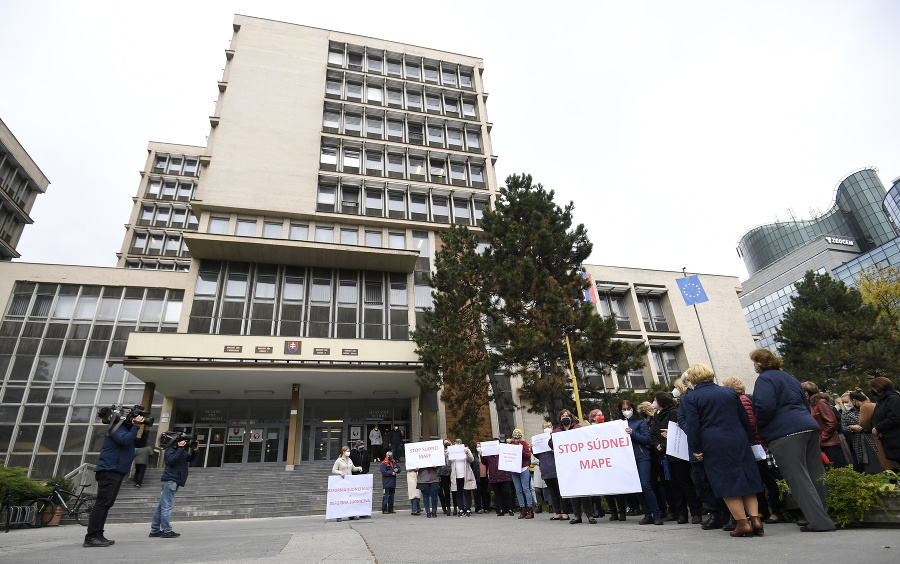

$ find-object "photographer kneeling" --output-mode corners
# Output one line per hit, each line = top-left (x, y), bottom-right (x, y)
(84, 410), (148, 547)
(150, 433), (198, 538)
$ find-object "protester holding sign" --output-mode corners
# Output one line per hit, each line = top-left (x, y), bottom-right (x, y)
(552, 409), (595, 524)
(380, 450), (400, 514)
(621, 400), (664, 526)
(680, 363), (763, 538)
(481, 439), (515, 516)
(507, 429), (535, 519)
(535, 422), (567, 521)
(332, 446), (363, 521)
(449, 439), (476, 516)
(651, 391), (701, 524)
(416, 465), (441, 518)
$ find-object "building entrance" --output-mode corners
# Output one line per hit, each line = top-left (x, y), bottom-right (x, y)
(301, 398), (411, 463)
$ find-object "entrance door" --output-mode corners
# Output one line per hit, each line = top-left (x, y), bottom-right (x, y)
(247, 427), (282, 463)
(313, 426), (345, 461)
(192, 427), (225, 467)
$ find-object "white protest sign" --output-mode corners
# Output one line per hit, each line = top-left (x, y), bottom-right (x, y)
(531, 433), (552, 454)
(325, 474), (373, 519)
(665, 421), (690, 461)
(447, 444), (467, 461)
(480, 440), (500, 456)
(499, 443), (523, 472)
(554, 420), (641, 496)
(404, 439), (445, 468)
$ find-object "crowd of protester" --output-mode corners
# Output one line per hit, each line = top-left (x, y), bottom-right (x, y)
(335, 349), (900, 535)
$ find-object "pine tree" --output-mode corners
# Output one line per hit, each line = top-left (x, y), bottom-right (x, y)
(774, 271), (900, 391)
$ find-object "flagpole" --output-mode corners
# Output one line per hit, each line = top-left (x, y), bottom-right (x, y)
(682, 268), (718, 384)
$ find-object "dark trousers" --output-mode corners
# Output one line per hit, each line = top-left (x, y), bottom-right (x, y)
(475, 477), (491, 511)
(769, 431), (833, 531)
(371, 444), (382, 461)
(755, 460), (783, 518)
(668, 457), (701, 517)
(382, 487), (395, 506)
(438, 476), (452, 511)
(690, 461), (725, 519)
(419, 483), (438, 514)
(453, 478), (471, 511)
(564, 496), (593, 518)
(133, 464), (147, 485)
(86, 470), (124, 540)
(822, 444), (847, 468)
(543, 477), (563, 514)
(392, 443), (402, 460)
(492, 481), (513, 514)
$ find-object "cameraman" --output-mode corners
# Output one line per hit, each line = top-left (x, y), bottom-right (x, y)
(84, 413), (147, 548)
(149, 435), (198, 538)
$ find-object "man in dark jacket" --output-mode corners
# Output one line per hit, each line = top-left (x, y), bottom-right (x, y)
(350, 441), (370, 474)
(149, 437), (198, 538)
(84, 414), (147, 548)
(389, 425), (404, 461)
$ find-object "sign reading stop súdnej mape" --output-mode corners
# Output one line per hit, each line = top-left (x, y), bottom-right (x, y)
(326, 474), (373, 520)
(404, 439), (445, 468)
(554, 420), (641, 497)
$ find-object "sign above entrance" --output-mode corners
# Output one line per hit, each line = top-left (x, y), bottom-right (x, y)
(342, 349), (359, 356)
(284, 341), (302, 354)
(224, 345), (242, 353)
(314, 348), (330, 355)
(255, 346), (273, 354)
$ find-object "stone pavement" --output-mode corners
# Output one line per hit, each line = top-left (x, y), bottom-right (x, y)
(0, 512), (896, 564)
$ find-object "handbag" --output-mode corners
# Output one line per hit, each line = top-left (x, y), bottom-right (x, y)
(437, 464), (451, 477)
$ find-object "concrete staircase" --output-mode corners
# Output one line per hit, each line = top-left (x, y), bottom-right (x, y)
(102, 463), (410, 523)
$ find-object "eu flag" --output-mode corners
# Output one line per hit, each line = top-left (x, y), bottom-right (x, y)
(677, 275), (709, 306)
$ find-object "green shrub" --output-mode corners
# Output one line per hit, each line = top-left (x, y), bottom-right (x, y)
(0, 467), (52, 505)
(821, 467), (899, 527)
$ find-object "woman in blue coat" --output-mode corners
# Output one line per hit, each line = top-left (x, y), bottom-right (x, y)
(680, 363), (763, 538)
(621, 399), (663, 525)
(380, 451), (400, 514)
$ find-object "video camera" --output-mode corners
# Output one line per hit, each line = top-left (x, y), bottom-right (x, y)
(97, 404), (154, 429)
(159, 429), (199, 451)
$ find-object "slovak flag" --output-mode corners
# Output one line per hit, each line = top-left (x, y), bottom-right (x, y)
(580, 272), (598, 303)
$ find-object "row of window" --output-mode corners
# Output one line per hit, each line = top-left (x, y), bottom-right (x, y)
(123, 259), (191, 272)
(326, 73), (478, 120)
(150, 153), (200, 177)
(316, 182), (487, 226)
(0, 206), (22, 247)
(323, 107), (482, 152)
(595, 287), (677, 333)
(327, 43), (474, 90)
(137, 203), (199, 230)
(320, 142), (486, 188)
(0, 150), (38, 211)
(206, 215), (412, 249)
(188, 261), (412, 339)
(144, 177), (197, 201)
(130, 231), (190, 258)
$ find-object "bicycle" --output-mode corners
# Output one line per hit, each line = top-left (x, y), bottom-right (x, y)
(22, 483), (96, 527)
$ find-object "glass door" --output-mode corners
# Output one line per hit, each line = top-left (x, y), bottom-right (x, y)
(247, 427), (283, 463)
(313, 426), (344, 461)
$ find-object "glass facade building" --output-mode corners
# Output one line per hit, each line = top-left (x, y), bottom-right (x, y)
(737, 169), (896, 276)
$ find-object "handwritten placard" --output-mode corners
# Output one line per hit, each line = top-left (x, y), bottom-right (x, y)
(531, 433), (552, 454)
(499, 443), (523, 473)
(480, 440), (500, 456)
(447, 444), (466, 461)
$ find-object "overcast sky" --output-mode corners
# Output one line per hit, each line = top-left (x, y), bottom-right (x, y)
(3, 0), (900, 281)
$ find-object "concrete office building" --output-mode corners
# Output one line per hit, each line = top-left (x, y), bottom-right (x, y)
(737, 168), (900, 351)
(0, 118), (51, 260)
(1, 16), (756, 477)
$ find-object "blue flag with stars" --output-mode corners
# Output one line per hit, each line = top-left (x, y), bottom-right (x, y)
(677, 275), (709, 306)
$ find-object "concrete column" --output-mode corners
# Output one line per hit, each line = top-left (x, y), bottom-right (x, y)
(409, 395), (420, 442)
(286, 384), (303, 471)
(140, 381), (156, 413)
(154, 395), (176, 468)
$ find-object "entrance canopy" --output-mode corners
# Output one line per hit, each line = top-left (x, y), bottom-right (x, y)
(121, 333), (421, 399)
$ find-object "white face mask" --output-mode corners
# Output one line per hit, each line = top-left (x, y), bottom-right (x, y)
(622, 410), (633, 419)
(476, 447), (482, 452)
(844, 403), (853, 410)
(672, 388), (681, 398)
(543, 428), (551, 434)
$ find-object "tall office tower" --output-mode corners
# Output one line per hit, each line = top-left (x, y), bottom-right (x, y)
(0, 118), (50, 260)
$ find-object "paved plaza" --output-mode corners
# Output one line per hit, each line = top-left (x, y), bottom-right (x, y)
(1, 512), (897, 564)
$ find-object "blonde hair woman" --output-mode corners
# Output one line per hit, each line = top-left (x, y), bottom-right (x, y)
(332, 446), (362, 521)
(679, 363), (763, 537)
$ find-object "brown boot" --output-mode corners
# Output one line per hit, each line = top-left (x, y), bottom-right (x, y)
(525, 507), (534, 519)
(517, 507), (526, 519)
(730, 518), (754, 537)
(749, 515), (764, 536)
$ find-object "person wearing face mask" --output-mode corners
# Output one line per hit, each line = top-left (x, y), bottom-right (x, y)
(407, 464), (423, 516)
(750, 348), (834, 533)
(389, 425), (404, 462)
(620, 400), (664, 526)
(868, 377), (900, 468)
(554, 409), (596, 524)
(508, 429), (535, 519)
(474, 442), (492, 513)
(840, 390), (881, 474)
(415, 463), (441, 518)
(438, 440), (455, 515)
(535, 422), (565, 520)
(586, 409), (607, 519)
(449, 439), (476, 516)
(380, 450), (400, 514)
(481, 437), (515, 516)
(800, 381), (847, 469)
(651, 391), (702, 524)
(332, 446), (363, 521)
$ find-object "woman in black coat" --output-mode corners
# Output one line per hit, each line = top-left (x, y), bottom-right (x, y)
(870, 377), (900, 465)
(651, 391), (701, 524)
(679, 363), (763, 538)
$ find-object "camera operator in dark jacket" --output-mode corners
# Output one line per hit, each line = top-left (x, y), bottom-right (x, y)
(149, 438), (198, 538)
(84, 414), (147, 548)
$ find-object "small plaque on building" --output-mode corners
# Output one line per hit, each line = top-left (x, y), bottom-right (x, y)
(255, 346), (273, 354)
(284, 341), (301, 354)
(224, 345), (242, 353)
(313, 347), (331, 355)
(342, 348), (359, 356)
